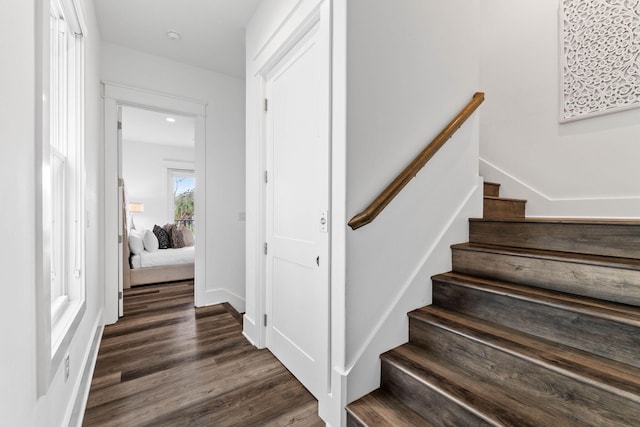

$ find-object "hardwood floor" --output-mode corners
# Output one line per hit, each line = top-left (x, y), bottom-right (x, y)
(83, 281), (324, 426)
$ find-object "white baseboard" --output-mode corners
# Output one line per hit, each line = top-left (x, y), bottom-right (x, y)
(66, 312), (104, 427)
(242, 315), (258, 347)
(343, 178), (483, 403)
(204, 288), (246, 313)
(480, 157), (640, 218)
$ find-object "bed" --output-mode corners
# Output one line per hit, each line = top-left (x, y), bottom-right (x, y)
(123, 228), (194, 287)
(121, 180), (195, 288)
(124, 238), (194, 288)
(123, 225), (194, 290)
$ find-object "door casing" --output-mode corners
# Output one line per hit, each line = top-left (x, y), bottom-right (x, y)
(102, 82), (206, 325)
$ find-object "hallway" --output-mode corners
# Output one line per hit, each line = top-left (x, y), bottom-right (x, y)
(83, 282), (324, 426)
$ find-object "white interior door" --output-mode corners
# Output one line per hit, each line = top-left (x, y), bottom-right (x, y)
(117, 107), (124, 317)
(265, 18), (330, 399)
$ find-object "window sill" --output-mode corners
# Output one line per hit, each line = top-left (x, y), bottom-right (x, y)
(50, 299), (86, 381)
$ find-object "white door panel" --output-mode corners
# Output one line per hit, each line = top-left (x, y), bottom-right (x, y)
(265, 15), (330, 399)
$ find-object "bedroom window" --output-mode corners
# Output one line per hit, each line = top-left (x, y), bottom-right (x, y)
(48, 0), (85, 356)
(169, 169), (195, 230)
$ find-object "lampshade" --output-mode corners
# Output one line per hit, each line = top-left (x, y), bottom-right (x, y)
(128, 203), (145, 213)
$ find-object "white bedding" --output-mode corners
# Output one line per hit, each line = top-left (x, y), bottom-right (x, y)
(130, 246), (195, 268)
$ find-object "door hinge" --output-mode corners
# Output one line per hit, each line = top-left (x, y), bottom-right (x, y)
(264, 170), (268, 183)
(118, 291), (123, 300)
(264, 242), (268, 255)
(117, 121), (122, 130)
(264, 98), (268, 112)
(264, 314), (268, 327)
(118, 234), (123, 244)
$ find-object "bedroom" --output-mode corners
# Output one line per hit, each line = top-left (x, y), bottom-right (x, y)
(121, 106), (196, 290)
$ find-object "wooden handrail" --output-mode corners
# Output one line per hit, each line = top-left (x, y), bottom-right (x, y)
(348, 92), (485, 230)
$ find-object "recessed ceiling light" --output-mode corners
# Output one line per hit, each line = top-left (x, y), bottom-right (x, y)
(166, 30), (181, 41)
(166, 117), (176, 123)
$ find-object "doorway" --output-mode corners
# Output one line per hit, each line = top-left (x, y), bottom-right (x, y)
(119, 106), (196, 314)
(103, 83), (206, 324)
(263, 16), (331, 399)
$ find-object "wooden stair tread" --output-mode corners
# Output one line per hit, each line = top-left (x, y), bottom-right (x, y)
(346, 389), (435, 427)
(433, 271), (640, 326)
(409, 306), (640, 400)
(470, 217), (640, 225)
(468, 218), (640, 260)
(483, 195), (527, 203)
(452, 242), (640, 270)
(382, 344), (578, 427)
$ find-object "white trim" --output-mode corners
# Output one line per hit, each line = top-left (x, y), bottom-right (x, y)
(342, 180), (481, 376)
(65, 314), (103, 427)
(103, 83), (207, 323)
(246, 0), (336, 421)
(242, 316), (258, 346)
(102, 81), (206, 115)
(37, 0), (88, 395)
(253, 0), (306, 62)
(480, 157), (640, 218)
(481, 157), (640, 202)
(326, 0), (347, 423)
(204, 288), (246, 313)
(163, 160), (195, 170)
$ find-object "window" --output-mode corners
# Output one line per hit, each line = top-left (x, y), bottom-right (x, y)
(48, 0), (85, 355)
(168, 169), (195, 230)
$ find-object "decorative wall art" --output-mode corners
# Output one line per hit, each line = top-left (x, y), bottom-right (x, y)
(561, 0), (640, 122)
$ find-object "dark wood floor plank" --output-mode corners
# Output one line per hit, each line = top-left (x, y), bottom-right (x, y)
(83, 282), (322, 426)
(146, 370), (317, 427)
(222, 301), (244, 325)
(262, 400), (326, 427)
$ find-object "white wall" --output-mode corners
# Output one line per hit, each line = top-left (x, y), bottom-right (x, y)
(0, 0), (38, 423)
(479, 0), (640, 218)
(244, 0), (310, 347)
(344, 0), (482, 404)
(101, 42), (247, 311)
(0, 0), (104, 425)
(245, 1), (346, 424)
(122, 140), (195, 231)
(245, 1), (482, 425)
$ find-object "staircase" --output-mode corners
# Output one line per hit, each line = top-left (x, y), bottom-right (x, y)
(346, 181), (640, 426)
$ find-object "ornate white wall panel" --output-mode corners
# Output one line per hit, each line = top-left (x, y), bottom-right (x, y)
(561, 0), (640, 121)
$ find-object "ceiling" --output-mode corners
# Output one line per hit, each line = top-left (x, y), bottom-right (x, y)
(122, 106), (195, 148)
(94, 0), (262, 78)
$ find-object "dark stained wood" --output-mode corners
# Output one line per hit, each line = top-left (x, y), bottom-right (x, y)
(348, 183), (640, 426)
(483, 181), (500, 197)
(83, 281), (323, 426)
(408, 307), (640, 426)
(222, 302), (244, 325)
(470, 218), (640, 259)
(432, 272), (640, 368)
(348, 92), (485, 230)
(346, 389), (436, 427)
(483, 196), (526, 219)
(382, 344), (577, 427)
(451, 242), (640, 306)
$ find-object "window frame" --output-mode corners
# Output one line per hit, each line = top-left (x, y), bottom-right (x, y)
(166, 166), (195, 227)
(37, 0), (87, 393)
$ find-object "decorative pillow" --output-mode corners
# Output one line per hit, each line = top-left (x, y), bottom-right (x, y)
(142, 229), (159, 252)
(128, 232), (144, 255)
(182, 226), (195, 246)
(153, 225), (170, 249)
(172, 225), (186, 248)
(163, 223), (176, 248)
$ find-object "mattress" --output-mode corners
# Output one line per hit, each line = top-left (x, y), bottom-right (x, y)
(131, 246), (195, 269)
